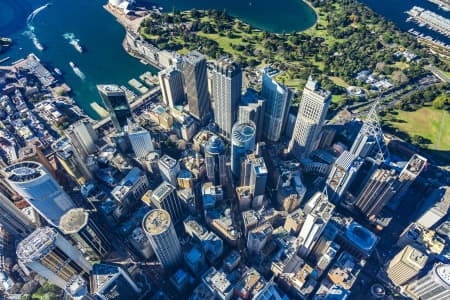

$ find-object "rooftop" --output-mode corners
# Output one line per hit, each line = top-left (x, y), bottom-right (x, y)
(150, 181), (175, 203)
(16, 227), (57, 262)
(58, 208), (89, 235)
(232, 122), (256, 144)
(159, 154), (178, 169)
(345, 222), (378, 252)
(97, 84), (125, 96)
(4, 161), (46, 183)
(143, 209), (171, 235)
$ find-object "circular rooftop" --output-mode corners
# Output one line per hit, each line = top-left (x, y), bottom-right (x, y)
(4, 161), (45, 183)
(59, 208), (89, 234)
(435, 264), (450, 287)
(232, 122), (256, 144)
(205, 136), (225, 155)
(143, 209), (171, 235)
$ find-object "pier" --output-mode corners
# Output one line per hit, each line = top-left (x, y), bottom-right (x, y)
(406, 6), (450, 38)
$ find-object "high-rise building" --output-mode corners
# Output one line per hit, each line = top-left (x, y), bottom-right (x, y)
(4, 161), (75, 226)
(205, 136), (227, 186)
(158, 154), (180, 186)
(66, 119), (98, 157)
(92, 263), (141, 300)
(238, 89), (265, 142)
(125, 121), (154, 159)
(298, 192), (335, 258)
(394, 154), (427, 202)
(288, 77), (331, 160)
(0, 192), (34, 237)
(97, 84), (132, 132)
(415, 186), (450, 229)
(52, 137), (93, 185)
(406, 263), (450, 300)
(147, 181), (183, 223)
(16, 227), (92, 290)
(261, 67), (293, 142)
(58, 208), (111, 259)
(326, 151), (363, 203)
(18, 143), (56, 178)
(353, 167), (398, 219)
(143, 209), (182, 269)
(231, 122), (256, 177)
(159, 66), (185, 108)
(183, 51), (211, 123)
(386, 245), (428, 287)
(211, 57), (242, 140)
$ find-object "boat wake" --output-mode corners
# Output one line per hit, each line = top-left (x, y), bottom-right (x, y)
(24, 3), (52, 51)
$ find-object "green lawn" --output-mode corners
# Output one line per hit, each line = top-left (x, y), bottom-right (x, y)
(385, 107), (450, 152)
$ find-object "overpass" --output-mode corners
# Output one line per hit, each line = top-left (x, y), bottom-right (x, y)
(93, 86), (161, 130)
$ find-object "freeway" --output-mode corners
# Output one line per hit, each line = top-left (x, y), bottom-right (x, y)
(93, 86), (161, 130)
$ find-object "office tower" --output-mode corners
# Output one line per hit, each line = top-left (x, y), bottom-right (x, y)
(298, 192), (335, 258)
(58, 208), (111, 259)
(205, 136), (227, 186)
(148, 181), (183, 223)
(231, 122), (256, 177)
(143, 209), (182, 269)
(92, 263), (141, 300)
(125, 121), (154, 159)
(158, 66), (185, 108)
(18, 143), (55, 178)
(350, 101), (390, 163)
(158, 154), (180, 186)
(387, 245), (428, 287)
(353, 167), (398, 219)
(0, 192), (34, 237)
(261, 67), (293, 142)
(52, 137), (93, 185)
(97, 84), (132, 132)
(16, 227), (92, 290)
(326, 151), (363, 203)
(66, 119), (98, 157)
(4, 161), (75, 226)
(183, 51), (211, 123)
(288, 77), (331, 160)
(130, 227), (154, 260)
(238, 89), (265, 141)
(211, 57), (242, 140)
(415, 186), (450, 229)
(406, 263), (450, 300)
(247, 223), (273, 254)
(394, 154), (427, 202)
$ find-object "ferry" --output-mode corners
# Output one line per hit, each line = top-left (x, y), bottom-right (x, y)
(69, 61), (86, 80)
(54, 68), (62, 76)
(32, 37), (44, 51)
(63, 33), (84, 53)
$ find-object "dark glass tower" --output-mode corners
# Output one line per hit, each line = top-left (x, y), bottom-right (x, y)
(97, 84), (132, 132)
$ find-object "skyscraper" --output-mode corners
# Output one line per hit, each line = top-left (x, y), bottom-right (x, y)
(16, 227), (92, 290)
(205, 136), (227, 186)
(4, 161), (75, 226)
(159, 66), (185, 108)
(92, 263), (142, 300)
(394, 154), (427, 202)
(158, 154), (180, 186)
(298, 192), (335, 258)
(58, 208), (111, 259)
(66, 119), (98, 157)
(0, 192), (34, 237)
(231, 122), (256, 177)
(183, 51), (211, 123)
(143, 209), (182, 270)
(148, 181), (183, 223)
(238, 89), (265, 142)
(288, 77), (331, 160)
(387, 245), (428, 287)
(415, 186), (450, 229)
(261, 67), (292, 142)
(353, 167), (398, 219)
(18, 143), (56, 179)
(326, 151), (363, 203)
(97, 84), (132, 132)
(406, 263), (450, 300)
(211, 57), (242, 140)
(125, 121), (154, 159)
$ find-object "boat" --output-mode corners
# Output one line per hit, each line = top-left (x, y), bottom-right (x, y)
(0, 57), (10, 64)
(63, 33), (84, 53)
(54, 68), (62, 76)
(69, 61), (86, 80)
(32, 37), (44, 51)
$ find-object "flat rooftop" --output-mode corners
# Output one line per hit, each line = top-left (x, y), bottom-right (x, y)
(143, 209), (171, 235)
(59, 208), (89, 235)
(16, 227), (57, 262)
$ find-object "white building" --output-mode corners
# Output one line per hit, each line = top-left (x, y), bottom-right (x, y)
(158, 154), (180, 186)
(288, 77), (331, 160)
(4, 161), (75, 226)
(66, 119), (98, 157)
(126, 121), (154, 159)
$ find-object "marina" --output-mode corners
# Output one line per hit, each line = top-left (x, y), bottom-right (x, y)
(427, 0), (450, 11)
(406, 6), (450, 38)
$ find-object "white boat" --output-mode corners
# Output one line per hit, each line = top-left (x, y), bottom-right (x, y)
(63, 33), (84, 53)
(69, 61), (86, 80)
(54, 68), (62, 76)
